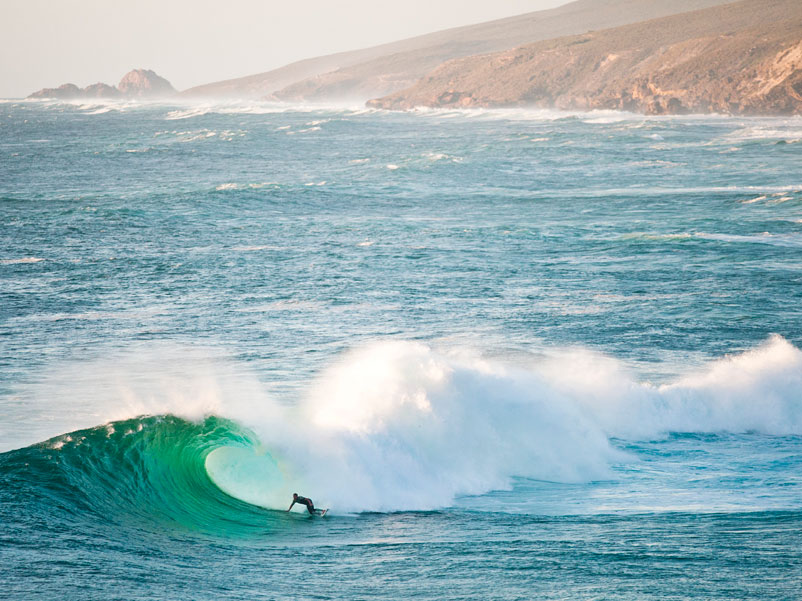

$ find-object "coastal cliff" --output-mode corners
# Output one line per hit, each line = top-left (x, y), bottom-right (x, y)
(368, 0), (802, 115)
(29, 69), (175, 100)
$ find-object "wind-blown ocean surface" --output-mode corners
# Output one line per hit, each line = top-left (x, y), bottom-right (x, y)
(1, 99), (801, 600)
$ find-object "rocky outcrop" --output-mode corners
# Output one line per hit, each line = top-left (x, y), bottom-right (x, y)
(83, 83), (121, 98)
(117, 69), (175, 98)
(28, 83), (83, 100)
(28, 69), (174, 100)
(368, 0), (802, 116)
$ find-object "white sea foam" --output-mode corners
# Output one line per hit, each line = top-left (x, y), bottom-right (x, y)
(614, 231), (802, 247)
(230, 244), (281, 252)
(407, 106), (740, 125)
(616, 232), (694, 243)
(165, 107), (211, 120)
(6, 307), (164, 325)
(411, 106), (638, 123)
(218, 130), (246, 141)
(723, 122), (802, 143)
(741, 195), (768, 204)
(422, 151), (462, 163)
(26, 98), (149, 113)
(565, 185), (802, 198)
(220, 337), (802, 512)
(8, 336), (802, 512)
(83, 106), (113, 115)
(185, 131), (217, 141)
(697, 232), (802, 248)
(553, 335), (802, 439)
(160, 101), (357, 120)
(216, 182), (277, 191)
(1, 257), (45, 265)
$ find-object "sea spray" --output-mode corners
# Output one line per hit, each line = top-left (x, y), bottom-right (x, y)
(543, 334), (802, 438)
(294, 341), (620, 512)
(6, 337), (801, 515)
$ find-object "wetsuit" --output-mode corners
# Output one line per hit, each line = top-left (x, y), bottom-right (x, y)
(295, 495), (316, 514)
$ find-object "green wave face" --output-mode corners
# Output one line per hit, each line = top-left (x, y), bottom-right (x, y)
(0, 415), (292, 537)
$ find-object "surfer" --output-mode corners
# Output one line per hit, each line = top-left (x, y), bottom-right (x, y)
(288, 493), (326, 515)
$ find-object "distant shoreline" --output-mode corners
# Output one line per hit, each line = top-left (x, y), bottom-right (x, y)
(24, 0), (801, 117)
(8, 97), (802, 121)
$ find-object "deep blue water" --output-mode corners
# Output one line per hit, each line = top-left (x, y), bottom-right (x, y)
(1, 100), (801, 599)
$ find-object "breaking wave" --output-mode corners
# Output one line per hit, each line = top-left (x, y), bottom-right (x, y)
(2, 336), (800, 523)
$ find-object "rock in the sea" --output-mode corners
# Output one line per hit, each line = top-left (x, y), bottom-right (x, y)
(28, 69), (175, 100)
(82, 83), (122, 98)
(117, 69), (176, 98)
(28, 83), (83, 99)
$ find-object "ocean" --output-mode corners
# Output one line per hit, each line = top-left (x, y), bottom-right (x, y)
(1, 100), (801, 600)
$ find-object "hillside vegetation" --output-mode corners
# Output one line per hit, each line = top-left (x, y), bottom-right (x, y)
(368, 0), (802, 115)
(183, 0), (731, 101)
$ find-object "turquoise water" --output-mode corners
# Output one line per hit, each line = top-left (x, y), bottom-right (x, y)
(1, 100), (801, 599)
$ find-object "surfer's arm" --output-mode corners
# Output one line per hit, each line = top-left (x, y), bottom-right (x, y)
(287, 500), (295, 511)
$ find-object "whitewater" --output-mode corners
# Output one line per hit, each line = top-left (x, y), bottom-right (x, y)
(1, 100), (801, 600)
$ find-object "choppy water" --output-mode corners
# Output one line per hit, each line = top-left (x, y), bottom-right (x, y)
(1, 100), (801, 600)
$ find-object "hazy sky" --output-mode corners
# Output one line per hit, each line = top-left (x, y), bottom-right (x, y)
(1, 0), (570, 98)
